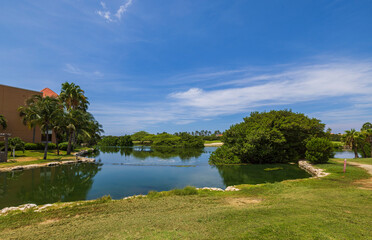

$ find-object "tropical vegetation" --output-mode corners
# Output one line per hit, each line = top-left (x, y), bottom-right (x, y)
(8, 137), (25, 158)
(98, 135), (133, 147)
(210, 110), (326, 164)
(342, 122), (372, 158)
(0, 114), (7, 130)
(305, 137), (334, 164)
(18, 82), (103, 160)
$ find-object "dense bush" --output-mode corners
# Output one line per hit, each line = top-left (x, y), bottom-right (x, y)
(150, 132), (204, 148)
(209, 110), (326, 164)
(209, 145), (241, 165)
(59, 142), (74, 151)
(305, 138), (334, 164)
(98, 135), (134, 147)
(25, 143), (56, 150)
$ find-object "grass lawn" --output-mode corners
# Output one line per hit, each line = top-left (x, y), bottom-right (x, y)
(335, 157), (372, 165)
(0, 148), (89, 168)
(0, 159), (371, 239)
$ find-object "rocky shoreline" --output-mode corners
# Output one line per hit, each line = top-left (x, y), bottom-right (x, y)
(0, 185), (241, 215)
(0, 149), (96, 173)
(298, 160), (329, 178)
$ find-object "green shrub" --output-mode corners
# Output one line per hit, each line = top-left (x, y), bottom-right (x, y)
(24, 143), (56, 150)
(59, 142), (74, 151)
(305, 137), (334, 164)
(170, 186), (198, 196)
(98, 135), (133, 147)
(209, 145), (241, 165)
(209, 110), (326, 164)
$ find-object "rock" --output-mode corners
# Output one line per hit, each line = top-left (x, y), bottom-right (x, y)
(35, 204), (53, 212)
(11, 166), (24, 171)
(225, 186), (240, 191)
(298, 160), (329, 178)
(47, 162), (61, 167)
(197, 187), (224, 191)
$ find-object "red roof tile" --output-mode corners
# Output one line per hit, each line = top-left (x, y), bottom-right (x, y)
(41, 88), (58, 98)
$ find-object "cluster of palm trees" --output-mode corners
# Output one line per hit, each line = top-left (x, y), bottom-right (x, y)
(18, 82), (103, 160)
(342, 122), (372, 158)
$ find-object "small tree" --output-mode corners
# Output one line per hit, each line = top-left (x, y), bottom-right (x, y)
(305, 138), (334, 164)
(8, 137), (25, 158)
(0, 115), (7, 130)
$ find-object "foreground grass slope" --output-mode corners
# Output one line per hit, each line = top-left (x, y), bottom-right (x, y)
(0, 159), (371, 239)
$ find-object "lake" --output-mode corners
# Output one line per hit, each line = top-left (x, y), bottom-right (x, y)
(0, 146), (311, 208)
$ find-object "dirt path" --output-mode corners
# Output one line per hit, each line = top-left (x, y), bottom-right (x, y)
(204, 142), (224, 147)
(347, 162), (372, 190)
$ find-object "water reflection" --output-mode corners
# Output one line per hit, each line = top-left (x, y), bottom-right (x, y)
(0, 163), (102, 208)
(97, 146), (204, 161)
(215, 164), (311, 186)
(0, 147), (313, 208)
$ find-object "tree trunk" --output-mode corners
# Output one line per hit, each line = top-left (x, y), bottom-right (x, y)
(353, 147), (359, 159)
(33, 127), (36, 143)
(12, 148), (15, 158)
(67, 130), (73, 155)
(56, 139), (60, 156)
(43, 125), (49, 160)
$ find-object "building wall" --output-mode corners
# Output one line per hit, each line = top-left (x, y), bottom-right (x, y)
(0, 84), (56, 143)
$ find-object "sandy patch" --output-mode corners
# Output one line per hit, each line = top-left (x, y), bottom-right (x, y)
(348, 162), (372, 190)
(204, 143), (224, 147)
(39, 219), (60, 225)
(225, 198), (262, 207)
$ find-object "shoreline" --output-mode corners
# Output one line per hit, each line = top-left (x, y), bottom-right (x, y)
(0, 149), (95, 172)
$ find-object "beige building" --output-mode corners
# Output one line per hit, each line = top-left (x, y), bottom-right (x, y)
(0, 84), (57, 143)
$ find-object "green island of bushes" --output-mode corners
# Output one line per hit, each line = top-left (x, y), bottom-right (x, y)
(209, 110), (334, 165)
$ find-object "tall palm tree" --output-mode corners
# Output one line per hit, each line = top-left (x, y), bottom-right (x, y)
(59, 82), (89, 111)
(342, 129), (360, 158)
(0, 115), (7, 130)
(362, 129), (372, 158)
(18, 95), (60, 159)
(59, 82), (90, 153)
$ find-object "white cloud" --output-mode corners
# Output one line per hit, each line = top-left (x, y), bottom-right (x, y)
(97, 0), (134, 22)
(169, 61), (372, 117)
(90, 59), (372, 134)
(64, 64), (103, 78)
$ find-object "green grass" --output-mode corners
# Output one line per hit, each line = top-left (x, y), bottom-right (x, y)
(334, 157), (372, 165)
(0, 150), (76, 168)
(0, 159), (371, 239)
(204, 140), (223, 144)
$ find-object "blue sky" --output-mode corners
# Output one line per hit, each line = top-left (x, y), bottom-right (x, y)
(1, 0), (372, 135)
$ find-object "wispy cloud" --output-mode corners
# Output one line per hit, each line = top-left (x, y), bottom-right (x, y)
(64, 64), (103, 78)
(96, 0), (134, 22)
(90, 59), (372, 134)
(170, 61), (372, 117)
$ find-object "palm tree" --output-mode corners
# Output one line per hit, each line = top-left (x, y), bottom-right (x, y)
(362, 129), (372, 158)
(342, 129), (360, 158)
(361, 122), (372, 131)
(59, 82), (89, 111)
(18, 95), (60, 159)
(0, 115), (7, 130)
(59, 82), (90, 153)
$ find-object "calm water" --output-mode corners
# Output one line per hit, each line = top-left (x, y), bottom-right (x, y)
(333, 150), (361, 159)
(0, 147), (311, 208)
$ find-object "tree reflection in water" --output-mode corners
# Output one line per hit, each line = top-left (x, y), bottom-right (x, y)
(97, 146), (204, 161)
(0, 163), (101, 208)
(215, 164), (311, 186)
